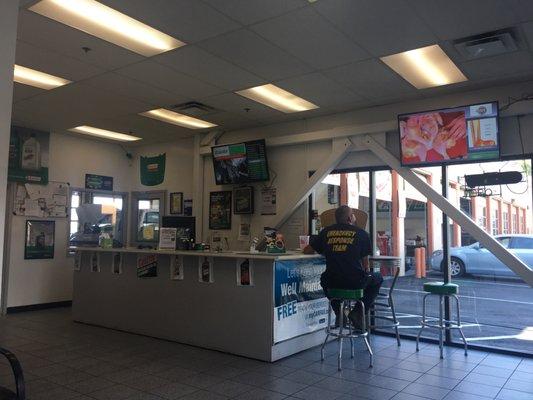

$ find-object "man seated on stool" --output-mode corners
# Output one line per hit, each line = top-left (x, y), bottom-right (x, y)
(304, 205), (383, 330)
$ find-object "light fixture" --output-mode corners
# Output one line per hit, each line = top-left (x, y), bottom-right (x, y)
(29, 0), (185, 56)
(380, 45), (467, 89)
(236, 84), (318, 113)
(140, 108), (217, 129)
(69, 126), (142, 142)
(13, 65), (71, 90)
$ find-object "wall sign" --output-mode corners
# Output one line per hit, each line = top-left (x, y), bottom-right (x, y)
(233, 186), (254, 214)
(140, 153), (166, 186)
(261, 187), (277, 215)
(273, 258), (328, 343)
(24, 220), (55, 259)
(209, 191), (232, 230)
(137, 254), (158, 278)
(85, 174), (113, 191)
(198, 256), (214, 283)
(13, 182), (69, 218)
(9, 126), (49, 185)
(170, 192), (183, 215)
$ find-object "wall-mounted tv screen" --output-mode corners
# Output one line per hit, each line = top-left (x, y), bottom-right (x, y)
(212, 139), (270, 185)
(399, 101), (499, 167)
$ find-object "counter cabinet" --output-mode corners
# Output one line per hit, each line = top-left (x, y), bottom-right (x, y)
(72, 248), (328, 362)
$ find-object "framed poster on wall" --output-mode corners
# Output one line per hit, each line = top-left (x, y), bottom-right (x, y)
(170, 192), (183, 214)
(209, 191), (232, 230)
(24, 220), (55, 259)
(233, 186), (254, 214)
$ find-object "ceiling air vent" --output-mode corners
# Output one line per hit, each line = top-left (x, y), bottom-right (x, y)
(171, 101), (216, 117)
(453, 28), (519, 60)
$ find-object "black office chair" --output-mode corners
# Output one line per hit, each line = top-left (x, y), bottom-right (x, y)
(0, 347), (25, 400)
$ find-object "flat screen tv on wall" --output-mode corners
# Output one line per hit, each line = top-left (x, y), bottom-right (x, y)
(212, 139), (270, 185)
(398, 101), (500, 167)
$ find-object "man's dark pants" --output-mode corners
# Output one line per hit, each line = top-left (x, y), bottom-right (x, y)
(321, 272), (384, 319)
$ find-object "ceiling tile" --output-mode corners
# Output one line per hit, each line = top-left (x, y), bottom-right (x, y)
(459, 51), (533, 80)
(314, 0), (438, 57)
(275, 72), (363, 110)
(83, 72), (186, 108)
(406, 0), (519, 40)
(100, 0), (240, 43)
(12, 82), (43, 103)
(13, 83), (152, 131)
(90, 114), (196, 142)
(198, 28), (314, 81)
(508, 0), (533, 23)
(116, 60), (225, 99)
(203, 0), (308, 25)
(251, 7), (369, 70)
(15, 40), (104, 82)
(152, 46), (265, 91)
(324, 59), (416, 100)
(202, 92), (283, 119)
(17, 10), (143, 71)
(522, 21), (533, 49)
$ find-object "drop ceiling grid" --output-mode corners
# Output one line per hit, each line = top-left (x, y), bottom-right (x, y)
(11, 0), (533, 143)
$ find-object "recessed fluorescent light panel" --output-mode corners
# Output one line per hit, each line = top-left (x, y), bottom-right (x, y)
(140, 108), (217, 129)
(29, 0), (185, 56)
(70, 126), (142, 142)
(14, 65), (71, 90)
(380, 45), (467, 89)
(236, 84), (318, 113)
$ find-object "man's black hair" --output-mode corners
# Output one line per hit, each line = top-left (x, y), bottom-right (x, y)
(335, 205), (352, 224)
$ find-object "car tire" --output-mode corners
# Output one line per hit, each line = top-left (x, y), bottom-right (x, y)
(449, 257), (466, 277)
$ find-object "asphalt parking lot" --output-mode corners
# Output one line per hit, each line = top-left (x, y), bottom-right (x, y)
(380, 272), (533, 353)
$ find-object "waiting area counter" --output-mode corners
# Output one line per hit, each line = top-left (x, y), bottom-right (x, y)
(71, 247), (328, 361)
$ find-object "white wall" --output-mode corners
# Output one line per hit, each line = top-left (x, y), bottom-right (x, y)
(6, 132), (133, 308)
(0, 1), (19, 311)
(129, 138), (194, 214)
(202, 141), (332, 250)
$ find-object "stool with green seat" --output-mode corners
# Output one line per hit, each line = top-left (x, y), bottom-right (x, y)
(320, 288), (373, 371)
(415, 282), (468, 359)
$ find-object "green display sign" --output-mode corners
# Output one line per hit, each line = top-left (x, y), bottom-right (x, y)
(9, 126), (49, 185)
(140, 153), (165, 186)
(85, 174), (113, 191)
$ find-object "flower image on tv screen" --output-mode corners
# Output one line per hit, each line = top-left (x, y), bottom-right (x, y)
(399, 101), (499, 167)
(212, 139), (270, 185)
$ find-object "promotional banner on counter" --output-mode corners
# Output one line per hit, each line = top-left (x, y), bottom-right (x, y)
(273, 257), (328, 343)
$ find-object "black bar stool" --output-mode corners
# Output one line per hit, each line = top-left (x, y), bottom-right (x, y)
(368, 256), (402, 346)
(0, 347), (25, 399)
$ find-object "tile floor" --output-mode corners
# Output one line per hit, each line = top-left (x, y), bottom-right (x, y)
(0, 308), (532, 400)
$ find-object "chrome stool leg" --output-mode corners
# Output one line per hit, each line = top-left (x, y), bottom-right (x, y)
(438, 295), (444, 359)
(416, 293), (429, 352)
(337, 300), (344, 371)
(389, 294), (401, 346)
(320, 300), (332, 361)
(453, 294), (468, 356)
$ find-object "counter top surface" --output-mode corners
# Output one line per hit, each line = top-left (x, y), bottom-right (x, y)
(71, 246), (323, 261)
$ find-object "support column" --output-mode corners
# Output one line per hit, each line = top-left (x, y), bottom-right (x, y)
(0, 1), (18, 314)
(426, 175), (434, 255)
(340, 173), (348, 205)
(497, 199), (503, 234)
(391, 171), (405, 275)
(507, 203), (512, 234)
(485, 197), (491, 233)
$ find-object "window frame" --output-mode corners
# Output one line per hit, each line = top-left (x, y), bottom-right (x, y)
(68, 187), (129, 253)
(130, 190), (167, 246)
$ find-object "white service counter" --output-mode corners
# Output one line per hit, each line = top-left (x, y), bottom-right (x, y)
(71, 247), (328, 361)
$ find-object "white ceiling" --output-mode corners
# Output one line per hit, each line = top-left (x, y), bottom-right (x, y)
(12, 0), (533, 144)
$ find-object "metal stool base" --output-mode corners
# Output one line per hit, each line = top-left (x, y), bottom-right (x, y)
(415, 293), (468, 359)
(320, 299), (373, 370)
